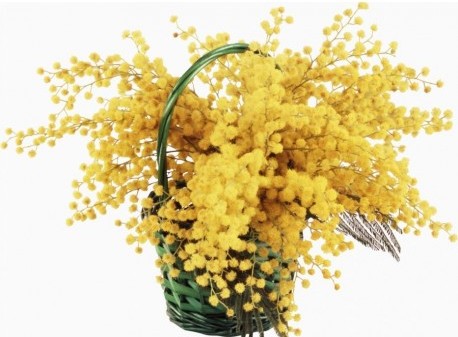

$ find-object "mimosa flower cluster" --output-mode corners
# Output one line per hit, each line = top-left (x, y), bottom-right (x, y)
(2, 3), (455, 336)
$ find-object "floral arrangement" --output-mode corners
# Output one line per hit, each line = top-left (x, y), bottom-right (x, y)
(1, 3), (455, 337)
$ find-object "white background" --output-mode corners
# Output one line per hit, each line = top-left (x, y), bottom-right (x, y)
(1, 2), (458, 337)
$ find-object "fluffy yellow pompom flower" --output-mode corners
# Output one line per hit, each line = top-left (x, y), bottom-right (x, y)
(234, 283), (246, 294)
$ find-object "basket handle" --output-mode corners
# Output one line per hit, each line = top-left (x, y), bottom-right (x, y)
(156, 43), (249, 194)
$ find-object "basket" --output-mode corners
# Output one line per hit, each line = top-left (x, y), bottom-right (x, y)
(142, 43), (292, 337)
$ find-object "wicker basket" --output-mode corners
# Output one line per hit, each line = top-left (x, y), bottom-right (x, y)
(142, 44), (292, 337)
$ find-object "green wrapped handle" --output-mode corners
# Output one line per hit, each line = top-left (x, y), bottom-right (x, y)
(156, 43), (249, 194)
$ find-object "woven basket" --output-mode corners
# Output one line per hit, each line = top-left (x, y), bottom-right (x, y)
(144, 43), (291, 336)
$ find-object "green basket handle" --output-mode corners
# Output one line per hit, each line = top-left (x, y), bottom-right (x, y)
(156, 43), (249, 195)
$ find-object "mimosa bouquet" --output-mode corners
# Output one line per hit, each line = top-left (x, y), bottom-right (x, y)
(1, 3), (455, 337)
